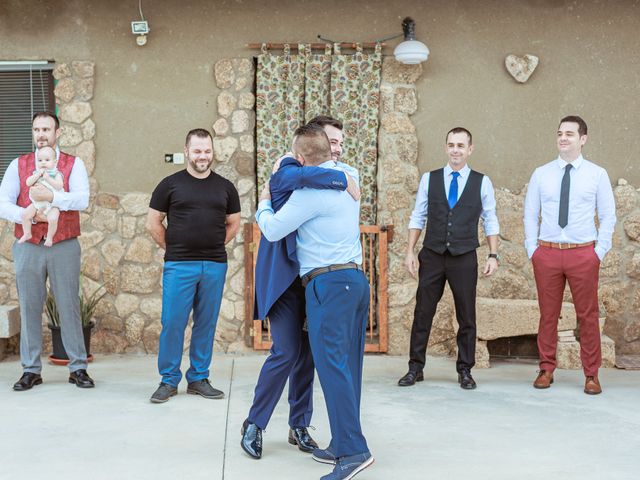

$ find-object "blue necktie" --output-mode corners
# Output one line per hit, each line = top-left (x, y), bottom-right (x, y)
(448, 171), (460, 209)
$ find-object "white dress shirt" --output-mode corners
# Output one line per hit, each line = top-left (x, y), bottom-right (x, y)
(408, 164), (500, 236)
(0, 147), (90, 224)
(523, 155), (616, 260)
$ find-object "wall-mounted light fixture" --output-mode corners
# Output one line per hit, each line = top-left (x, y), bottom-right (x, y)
(131, 0), (150, 46)
(393, 17), (429, 64)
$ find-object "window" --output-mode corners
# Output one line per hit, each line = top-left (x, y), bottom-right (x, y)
(0, 61), (55, 180)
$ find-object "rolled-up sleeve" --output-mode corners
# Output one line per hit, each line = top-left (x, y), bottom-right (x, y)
(408, 172), (430, 230)
(0, 159), (24, 223)
(480, 176), (499, 236)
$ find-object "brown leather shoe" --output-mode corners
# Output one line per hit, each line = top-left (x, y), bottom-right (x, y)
(584, 376), (602, 395)
(533, 370), (554, 389)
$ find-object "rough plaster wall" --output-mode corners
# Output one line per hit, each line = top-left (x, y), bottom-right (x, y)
(1, 0), (639, 192)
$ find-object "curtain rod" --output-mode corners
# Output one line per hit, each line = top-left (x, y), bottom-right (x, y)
(246, 42), (385, 50)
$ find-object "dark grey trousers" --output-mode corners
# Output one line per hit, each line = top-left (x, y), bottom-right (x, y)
(12, 238), (87, 373)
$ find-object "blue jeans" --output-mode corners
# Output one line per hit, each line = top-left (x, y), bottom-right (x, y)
(158, 260), (227, 386)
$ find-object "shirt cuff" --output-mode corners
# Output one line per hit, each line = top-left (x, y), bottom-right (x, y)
(594, 245), (606, 261)
(526, 245), (537, 259)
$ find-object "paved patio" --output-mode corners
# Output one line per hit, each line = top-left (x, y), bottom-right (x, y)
(0, 353), (638, 480)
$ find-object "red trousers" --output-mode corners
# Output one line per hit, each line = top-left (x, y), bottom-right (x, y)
(532, 245), (601, 376)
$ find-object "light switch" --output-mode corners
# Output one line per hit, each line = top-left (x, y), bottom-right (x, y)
(173, 153), (185, 164)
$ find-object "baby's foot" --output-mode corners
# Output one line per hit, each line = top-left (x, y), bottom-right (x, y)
(18, 233), (31, 244)
(44, 238), (53, 247)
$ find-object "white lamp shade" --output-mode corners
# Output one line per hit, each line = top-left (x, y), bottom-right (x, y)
(394, 40), (430, 64)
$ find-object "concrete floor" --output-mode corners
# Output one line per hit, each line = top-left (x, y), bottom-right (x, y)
(0, 353), (638, 480)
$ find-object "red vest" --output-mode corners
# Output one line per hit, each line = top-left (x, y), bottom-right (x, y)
(14, 151), (81, 245)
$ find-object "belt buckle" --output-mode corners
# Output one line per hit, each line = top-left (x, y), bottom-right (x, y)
(558, 242), (568, 250)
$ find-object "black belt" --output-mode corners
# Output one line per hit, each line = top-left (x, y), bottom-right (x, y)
(301, 262), (363, 287)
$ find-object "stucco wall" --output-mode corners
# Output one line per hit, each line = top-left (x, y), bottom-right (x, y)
(1, 0), (639, 192)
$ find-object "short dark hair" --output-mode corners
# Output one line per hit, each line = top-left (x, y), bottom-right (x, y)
(559, 115), (588, 137)
(185, 128), (212, 147)
(292, 124), (331, 165)
(307, 115), (343, 131)
(32, 111), (60, 129)
(446, 127), (472, 145)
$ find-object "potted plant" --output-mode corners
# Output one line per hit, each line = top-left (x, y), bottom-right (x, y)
(45, 279), (106, 365)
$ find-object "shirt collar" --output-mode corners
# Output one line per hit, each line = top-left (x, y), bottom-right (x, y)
(556, 154), (584, 170)
(444, 163), (470, 178)
(319, 160), (336, 169)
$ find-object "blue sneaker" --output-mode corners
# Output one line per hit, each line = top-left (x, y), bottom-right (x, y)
(320, 452), (374, 480)
(313, 446), (336, 465)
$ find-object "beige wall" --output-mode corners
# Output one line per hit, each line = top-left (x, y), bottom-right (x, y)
(2, 0), (639, 193)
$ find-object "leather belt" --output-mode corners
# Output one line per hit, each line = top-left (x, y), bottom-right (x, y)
(301, 262), (363, 287)
(538, 240), (596, 250)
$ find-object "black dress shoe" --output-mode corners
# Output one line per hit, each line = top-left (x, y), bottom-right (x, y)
(458, 369), (477, 390)
(13, 372), (43, 391)
(398, 370), (424, 387)
(241, 420), (263, 459)
(68, 369), (95, 388)
(288, 427), (319, 453)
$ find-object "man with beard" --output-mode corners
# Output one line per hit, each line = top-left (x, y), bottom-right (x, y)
(146, 128), (241, 403)
(0, 111), (94, 390)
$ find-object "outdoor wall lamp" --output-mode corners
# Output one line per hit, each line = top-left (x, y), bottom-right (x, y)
(131, 0), (150, 46)
(393, 17), (429, 64)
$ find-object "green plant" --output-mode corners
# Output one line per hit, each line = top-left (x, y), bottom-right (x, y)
(45, 280), (106, 328)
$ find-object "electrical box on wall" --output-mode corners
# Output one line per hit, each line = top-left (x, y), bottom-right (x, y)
(164, 153), (185, 164)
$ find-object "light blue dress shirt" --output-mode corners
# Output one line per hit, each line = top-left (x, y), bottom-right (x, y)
(524, 155), (616, 260)
(408, 164), (500, 236)
(256, 161), (362, 276)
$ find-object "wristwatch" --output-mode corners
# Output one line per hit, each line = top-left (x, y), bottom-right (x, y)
(488, 253), (500, 261)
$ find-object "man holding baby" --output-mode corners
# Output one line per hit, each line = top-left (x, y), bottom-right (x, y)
(0, 111), (95, 390)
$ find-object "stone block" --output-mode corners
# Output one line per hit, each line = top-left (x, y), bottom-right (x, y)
(75, 141), (95, 175)
(217, 91), (237, 117)
(54, 78), (75, 103)
(238, 92), (255, 109)
(380, 113), (415, 134)
(394, 87), (417, 114)
(235, 58), (253, 75)
(213, 136), (238, 163)
(53, 63), (71, 79)
(120, 193), (151, 216)
(214, 59), (235, 89)
(475, 340), (491, 369)
(476, 298), (576, 341)
(120, 264), (162, 294)
(614, 184), (637, 216)
(60, 102), (92, 124)
(212, 118), (229, 136)
(72, 61), (95, 78)
(624, 213), (640, 241)
(382, 57), (422, 84)
(115, 293), (140, 318)
(556, 335), (615, 369)
(231, 110), (250, 133)
(124, 237), (155, 263)
(82, 119), (96, 140)
(58, 124), (83, 147)
(77, 78), (94, 101)
(0, 305), (20, 338)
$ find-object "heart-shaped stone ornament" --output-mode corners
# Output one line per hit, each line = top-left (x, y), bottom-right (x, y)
(505, 54), (539, 83)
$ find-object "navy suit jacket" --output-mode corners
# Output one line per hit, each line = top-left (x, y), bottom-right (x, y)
(254, 157), (348, 319)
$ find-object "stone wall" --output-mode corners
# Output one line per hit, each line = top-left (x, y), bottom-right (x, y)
(1, 57), (639, 359)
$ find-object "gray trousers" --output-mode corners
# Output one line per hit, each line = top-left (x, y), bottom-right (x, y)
(12, 238), (87, 373)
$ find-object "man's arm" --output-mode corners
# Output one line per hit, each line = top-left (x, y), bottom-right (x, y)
(594, 169), (616, 260)
(146, 208), (167, 250)
(256, 190), (319, 242)
(30, 158), (89, 211)
(271, 163), (360, 200)
(523, 169), (541, 259)
(405, 228), (422, 279)
(224, 212), (241, 244)
(0, 159), (25, 223)
(479, 176), (500, 276)
(483, 235), (499, 276)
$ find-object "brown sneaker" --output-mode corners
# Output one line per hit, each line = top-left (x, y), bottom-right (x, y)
(584, 376), (602, 395)
(533, 370), (554, 389)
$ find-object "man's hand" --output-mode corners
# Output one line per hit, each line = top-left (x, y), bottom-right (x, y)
(260, 181), (271, 202)
(29, 184), (53, 202)
(346, 174), (361, 201)
(405, 250), (419, 279)
(483, 258), (499, 277)
(272, 152), (293, 174)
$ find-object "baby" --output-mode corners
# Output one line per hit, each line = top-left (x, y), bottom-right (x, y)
(19, 146), (64, 247)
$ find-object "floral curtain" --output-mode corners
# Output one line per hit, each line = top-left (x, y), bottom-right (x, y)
(255, 43), (382, 224)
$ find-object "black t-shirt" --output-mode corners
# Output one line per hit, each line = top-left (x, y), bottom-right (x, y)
(149, 170), (241, 262)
